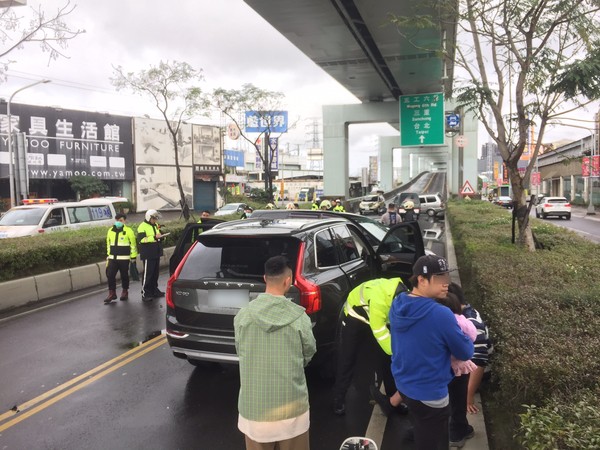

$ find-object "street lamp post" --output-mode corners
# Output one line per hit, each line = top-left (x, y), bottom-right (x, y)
(7, 79), (51, 207)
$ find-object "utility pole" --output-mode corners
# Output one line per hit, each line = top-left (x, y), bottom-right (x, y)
(7, 79), (51, 207)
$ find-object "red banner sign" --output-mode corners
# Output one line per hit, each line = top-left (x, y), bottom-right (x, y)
(582, 155), (600, 177)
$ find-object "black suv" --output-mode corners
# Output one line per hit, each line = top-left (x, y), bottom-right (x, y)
(166, 216), (425, 367)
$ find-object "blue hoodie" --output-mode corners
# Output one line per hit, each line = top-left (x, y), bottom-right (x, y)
(390, 291), (474, 401)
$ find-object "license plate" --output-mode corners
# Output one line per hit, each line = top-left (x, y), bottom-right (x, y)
(207, 289), (249, 309)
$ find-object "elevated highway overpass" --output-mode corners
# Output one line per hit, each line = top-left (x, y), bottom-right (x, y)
(244, 0), (479, 199)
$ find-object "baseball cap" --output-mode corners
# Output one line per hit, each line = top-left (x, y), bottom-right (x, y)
(413, 255), (452, 276)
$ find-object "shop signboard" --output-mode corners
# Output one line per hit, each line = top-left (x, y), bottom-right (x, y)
(0, 103), (133, 180)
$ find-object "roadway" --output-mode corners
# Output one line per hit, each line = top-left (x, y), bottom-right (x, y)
(0, 214), (454, 450)
(530, 205), (600, 244)
(0, 277), (393, 449)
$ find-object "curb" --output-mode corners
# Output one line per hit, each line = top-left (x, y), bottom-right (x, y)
(445, 216), (490, 450)
(0, 247), (174, 314)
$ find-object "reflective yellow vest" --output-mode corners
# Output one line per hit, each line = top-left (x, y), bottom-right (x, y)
(343, 277), (405, 355)
(106, 225), (138, 260)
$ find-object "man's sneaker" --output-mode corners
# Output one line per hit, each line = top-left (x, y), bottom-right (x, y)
(141, 295), (154, 302)
(369, 385), (394, 416)
(333, 397), (345, 415)
(153, 289), (165, 298)
(450, 425), (474, 448)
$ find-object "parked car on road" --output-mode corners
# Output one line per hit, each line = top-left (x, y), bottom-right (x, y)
(419, 193), (444, 217)
(495, 196), (513, 208)
(166, 216), (425, 369)
(535, 196), (571, 219)
(0, 197), (122, 239)
(213, 202), (249, 216)
(359, 194), (386, 215)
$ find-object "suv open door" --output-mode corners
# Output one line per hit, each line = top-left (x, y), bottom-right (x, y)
(375, 221), (425, 285)
(169, 220), (225, 275)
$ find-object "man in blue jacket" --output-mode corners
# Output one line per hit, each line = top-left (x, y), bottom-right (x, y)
(390, 255), (474, 450)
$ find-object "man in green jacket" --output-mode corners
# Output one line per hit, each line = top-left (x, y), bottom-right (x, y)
(234, 256), (316, 450)
(137, 209), (165, 302)
(104, 213), (138, 304)
(333, 277), (407, 416)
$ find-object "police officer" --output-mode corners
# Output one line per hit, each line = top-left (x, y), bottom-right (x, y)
(319, 199), (332, 210)
(137, 209), (165, 302)
(333, 277), (408, 416)
(403, 200), (418, 222)
(311, 198), (321, 210)
(333, 199), (346, 212)
(104, 213), (138, 304)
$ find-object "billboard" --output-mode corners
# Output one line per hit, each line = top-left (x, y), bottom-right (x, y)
(135, 164), (193, 212)
(255, 137), (278, 171)
(245, 111), (288, 133)
(0, 103), (133, 180)
(134, 118), (193, 166)
(224, 149), (244, 167)
(192, 124), (222, 174)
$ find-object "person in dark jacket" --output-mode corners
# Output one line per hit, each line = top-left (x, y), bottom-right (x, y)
(402, 200), (418, 222)
(137, 209), (165, 302)
(104, 213), (138, 304)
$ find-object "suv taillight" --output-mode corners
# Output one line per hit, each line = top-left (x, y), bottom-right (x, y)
(166, 242), (195, 309)
(565, 203), (571, 207)
(294, 242), (321, 314)
(166, 273), (176, 309)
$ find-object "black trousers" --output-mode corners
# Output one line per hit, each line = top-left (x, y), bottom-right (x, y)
(402, 395), (450, 450)
(333, 315), (396, 400)
(141, 258), (160, 297)
(106, 259), (130, 291)
(448, 374), (470, 440)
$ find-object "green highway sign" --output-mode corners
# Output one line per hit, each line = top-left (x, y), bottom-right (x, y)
(400, 92), (444, 146)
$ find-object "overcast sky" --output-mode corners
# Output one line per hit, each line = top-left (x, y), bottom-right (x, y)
(2, 0), (596, 177)
(0, 0), (401, 176)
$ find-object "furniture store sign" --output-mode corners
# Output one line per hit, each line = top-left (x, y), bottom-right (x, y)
(0, 103), (133, 180)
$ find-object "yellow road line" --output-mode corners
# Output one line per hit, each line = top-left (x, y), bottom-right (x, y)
(0, 334), (166, 429)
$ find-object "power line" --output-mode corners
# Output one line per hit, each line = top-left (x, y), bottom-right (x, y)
(5, 70), (118, 95)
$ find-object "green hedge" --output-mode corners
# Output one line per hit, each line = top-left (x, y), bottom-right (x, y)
(0, 220), (188, 282)
(447, 200), (600, 449)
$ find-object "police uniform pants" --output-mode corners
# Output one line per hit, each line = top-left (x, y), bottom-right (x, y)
(141, 258), (160, 297)
(333, 315), (396, 400)
(106, 259), (130, 291)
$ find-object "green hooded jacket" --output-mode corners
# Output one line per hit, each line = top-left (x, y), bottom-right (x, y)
(234, 293), (316, 422)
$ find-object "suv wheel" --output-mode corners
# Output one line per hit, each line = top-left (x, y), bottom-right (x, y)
(541, 212), (547, 219)
(427, 209), (435, 217)
(566, 213), (571, 220)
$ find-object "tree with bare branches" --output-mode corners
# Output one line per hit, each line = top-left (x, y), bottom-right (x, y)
(111, 61), (209, 221)
(391, 0), (600, 250)
(0, 0), (84, 80)
(212, 83), (286, 202)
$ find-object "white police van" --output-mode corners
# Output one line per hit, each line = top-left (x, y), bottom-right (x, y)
(0, 197), (126, 238)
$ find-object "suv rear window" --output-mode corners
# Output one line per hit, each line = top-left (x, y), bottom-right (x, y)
(178, 236), (300, 281)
